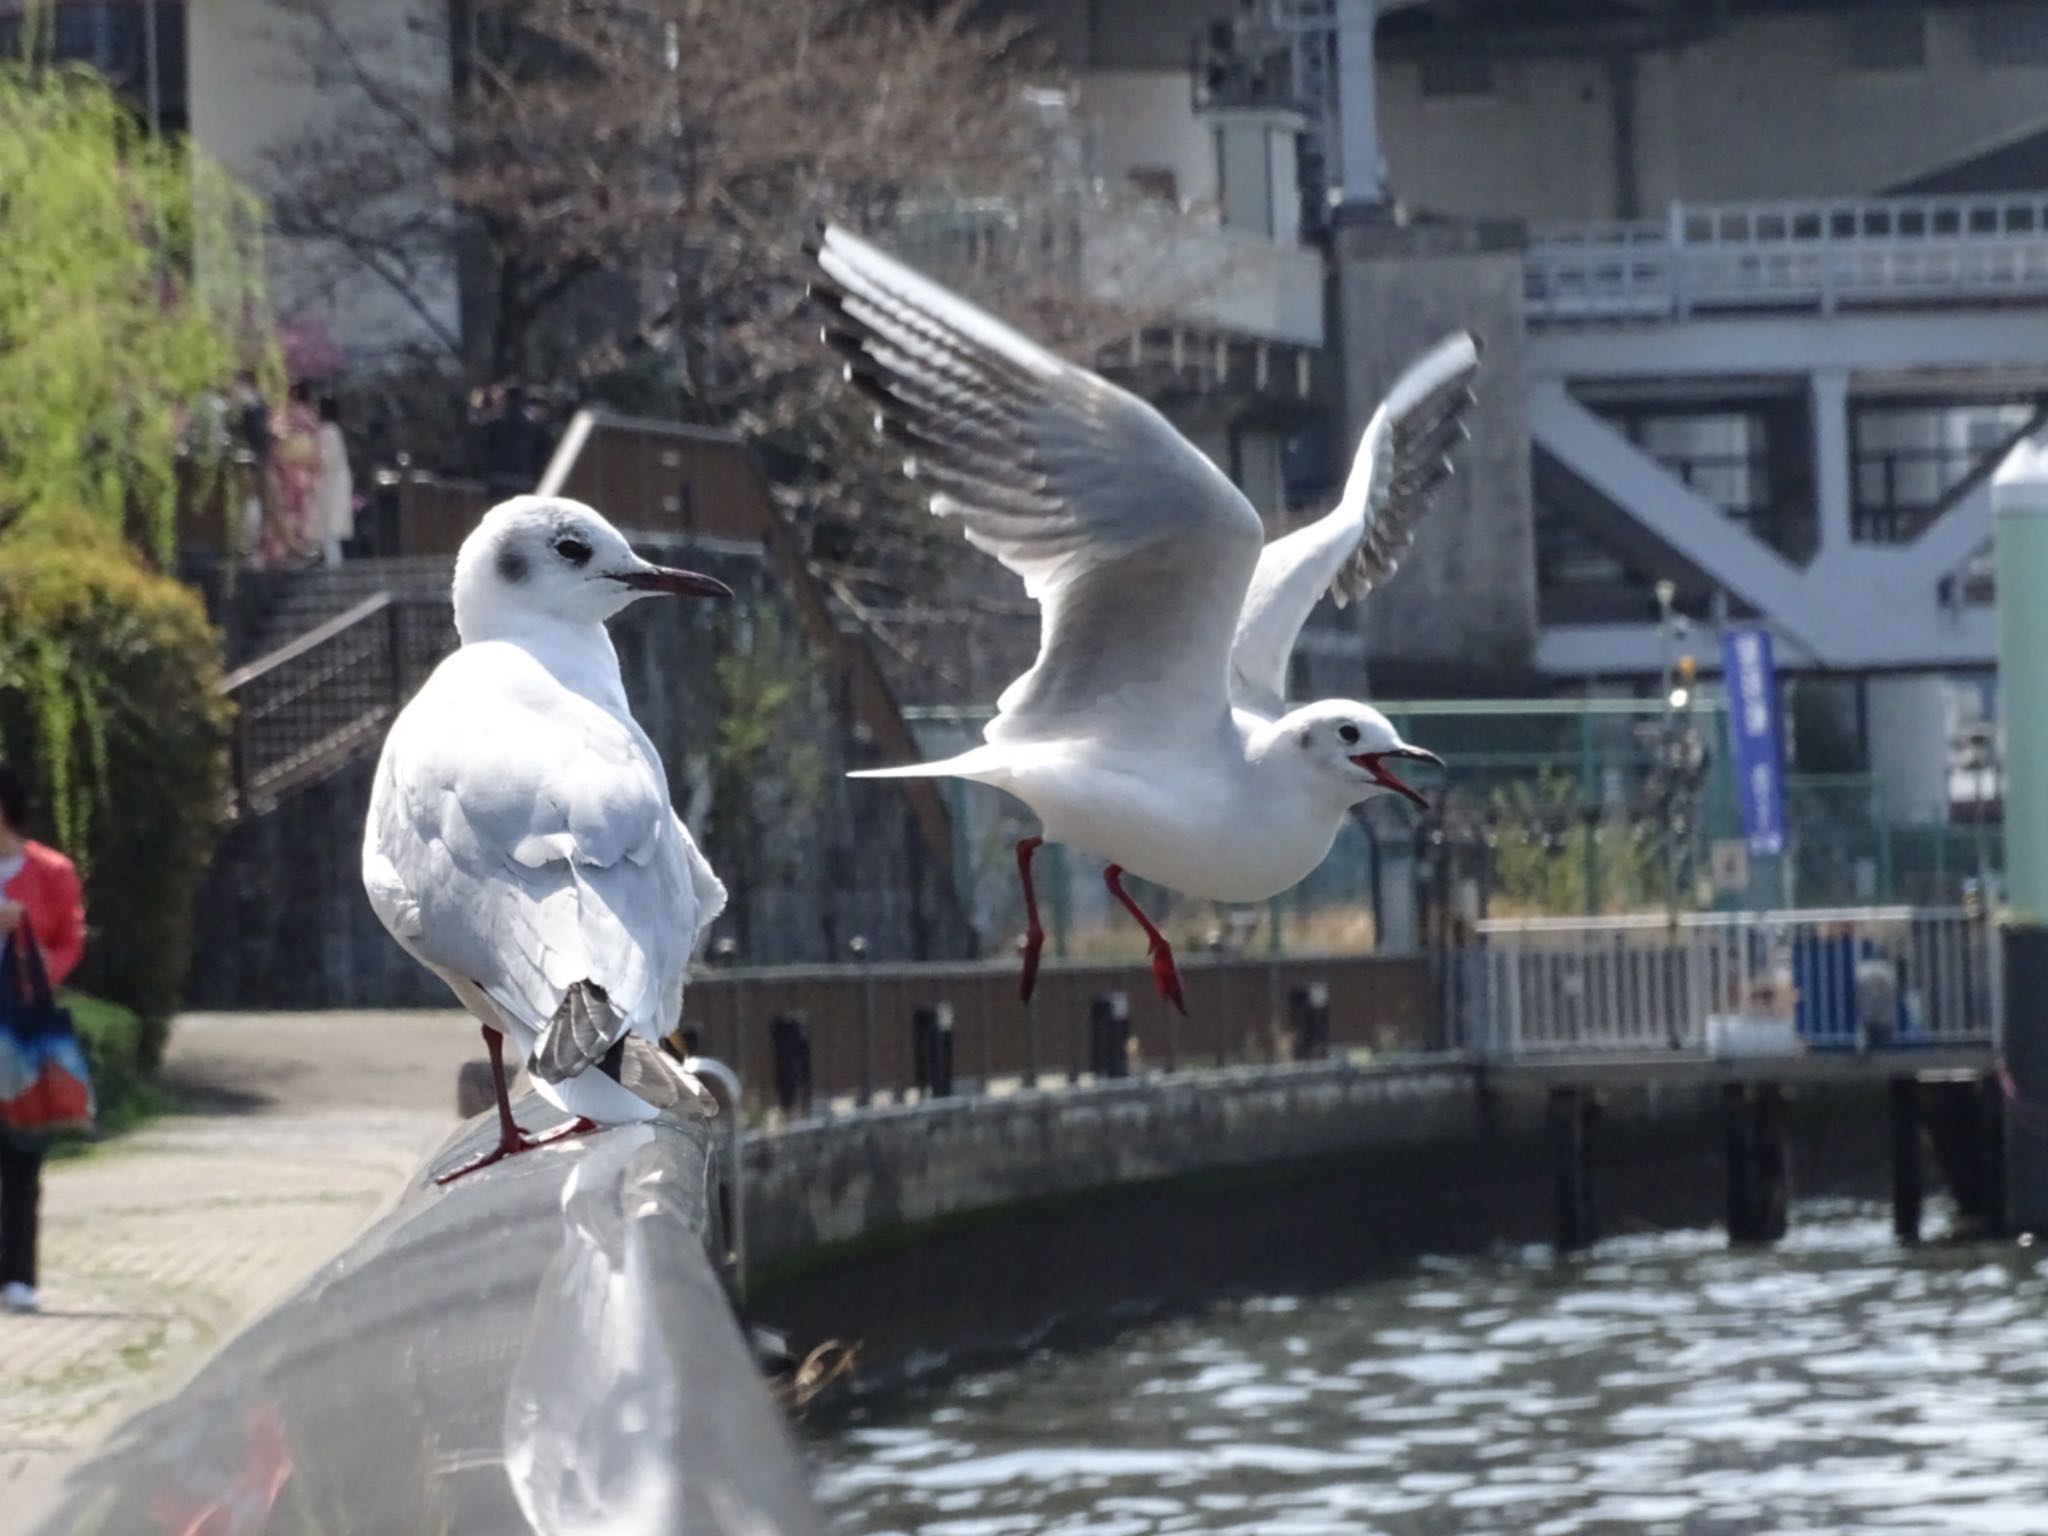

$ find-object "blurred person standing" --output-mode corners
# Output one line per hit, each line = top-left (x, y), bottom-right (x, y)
(0, 760), (86, 1315)
(311, 394), (355, 565)
(268, 381), (324, 566)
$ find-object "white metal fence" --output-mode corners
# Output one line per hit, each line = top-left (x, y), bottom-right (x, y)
(1526, 194), (2048, 321)
(1453, 907), (1996, 1059)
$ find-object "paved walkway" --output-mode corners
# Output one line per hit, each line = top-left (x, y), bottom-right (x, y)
(0, 1010), (479, 1536)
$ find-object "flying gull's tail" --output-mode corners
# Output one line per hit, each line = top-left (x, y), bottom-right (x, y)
(849, 745), (1013, 783)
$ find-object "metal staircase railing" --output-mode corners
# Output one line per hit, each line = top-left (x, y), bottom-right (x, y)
(220, 591), (452, 815)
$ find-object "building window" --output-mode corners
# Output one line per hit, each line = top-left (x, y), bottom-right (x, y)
(1974, 3), (2048, 66)
(1842, 11), (1926, 71)
(1852, 399), (2041, 542)
(1629, 411), (1771, 531)
(1420, 53), (1494, 99)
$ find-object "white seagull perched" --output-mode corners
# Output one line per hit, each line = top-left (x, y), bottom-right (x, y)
(811, 225), (1478, 1013)
(363, 496), (732, 1182)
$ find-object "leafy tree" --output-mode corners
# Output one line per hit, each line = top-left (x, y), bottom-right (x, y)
(0, 60), (273, 561)
(0, 54), (258, 1029)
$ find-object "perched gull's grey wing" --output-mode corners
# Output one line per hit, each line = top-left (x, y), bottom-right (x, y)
(1229, 332), (1479, 717)
(810, 223), (1265, 749)
(364, 642), (698, 1079)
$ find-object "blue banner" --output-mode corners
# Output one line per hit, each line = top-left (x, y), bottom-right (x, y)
(1720, 626), (1787, 856)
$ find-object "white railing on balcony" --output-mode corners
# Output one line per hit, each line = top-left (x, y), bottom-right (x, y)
(889, 196), (1324, 350)
(1452, 906), (1996, 1059)
(1527, 194), (2048, 322)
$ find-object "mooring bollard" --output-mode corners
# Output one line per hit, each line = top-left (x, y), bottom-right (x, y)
(1090, 992), (1131, 1080)
(913, 1002), (956, 1099)
(1289, 982), (1331, 1061)
(769, 1012), (811, 1116)
(850, 935), (875, 1107)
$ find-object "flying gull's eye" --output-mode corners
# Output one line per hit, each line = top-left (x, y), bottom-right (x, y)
(1338, 723), (1361, 746)
(553, 535), (593, 566)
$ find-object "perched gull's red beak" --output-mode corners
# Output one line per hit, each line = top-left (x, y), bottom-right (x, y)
(609, 565), (733, 599)
(1350, 746), (1444, 809)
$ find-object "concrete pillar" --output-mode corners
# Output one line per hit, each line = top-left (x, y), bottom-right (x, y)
(1811, 370), (1853, 555)
(1996, 437), (2048, 1230)
(1334, 0), (1386, 211)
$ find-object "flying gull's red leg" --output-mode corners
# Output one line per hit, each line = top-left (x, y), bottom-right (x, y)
(1103, 864), (1187, 1016)
(1016, 834), (1046, 1003)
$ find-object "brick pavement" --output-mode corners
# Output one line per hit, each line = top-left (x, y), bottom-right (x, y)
(0, 1010), (481, 1536)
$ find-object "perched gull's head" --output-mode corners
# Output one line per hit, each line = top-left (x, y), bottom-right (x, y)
(1276, 700), (1443, 810)
(452, 496), (731, 641)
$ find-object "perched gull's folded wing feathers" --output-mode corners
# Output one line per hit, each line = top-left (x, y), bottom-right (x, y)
(810, 223), (1265, 749)
(365, 645), (698, 1083)
(1229, 332), (1480, 717)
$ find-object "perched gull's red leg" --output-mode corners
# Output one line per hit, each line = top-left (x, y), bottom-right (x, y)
(1103, 864), (1187, 1016)
(1016, 834), (1046, 1003)
(436, 1025), (559, 1185)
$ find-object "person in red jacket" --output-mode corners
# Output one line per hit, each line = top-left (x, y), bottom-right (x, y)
(0, 759), (86, 1314)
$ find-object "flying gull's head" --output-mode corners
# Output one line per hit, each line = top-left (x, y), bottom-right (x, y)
(452, 495), (731, 641)
(1278, 701), (1443, 811)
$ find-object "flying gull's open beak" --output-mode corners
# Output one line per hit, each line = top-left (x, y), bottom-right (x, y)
(610, 563), (733, 599)
(1349, 746), (1444, 810)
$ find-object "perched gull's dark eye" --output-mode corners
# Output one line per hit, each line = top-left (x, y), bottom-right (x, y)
(553, 535), (593, 566)
(1338, 723), (1361, 746)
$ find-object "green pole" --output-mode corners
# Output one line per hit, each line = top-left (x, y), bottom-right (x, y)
(2002, 464), (2048, 919)
(1579, 701), (1599, 915)
(1874, 779), (1894, 904)
(1993, 439), (2048, 1231)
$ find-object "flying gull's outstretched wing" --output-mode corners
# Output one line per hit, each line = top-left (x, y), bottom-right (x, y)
(810, 223), (1265, 749)
(1229, 332), (1480, 716)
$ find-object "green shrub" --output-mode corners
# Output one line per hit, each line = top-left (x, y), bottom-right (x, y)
(0, 534), (232, 1057)
(59, 989), (146, 1120)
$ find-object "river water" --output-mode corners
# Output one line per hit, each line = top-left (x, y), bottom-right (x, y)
(813, 1205), (2048, 1535)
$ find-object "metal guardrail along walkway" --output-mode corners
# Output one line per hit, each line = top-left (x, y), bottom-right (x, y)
(1454, 906), (1997, 1059)
(1527, 193), (2048, 321)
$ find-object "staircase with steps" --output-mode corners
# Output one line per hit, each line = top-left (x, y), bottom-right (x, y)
(229, 557), (456, 668)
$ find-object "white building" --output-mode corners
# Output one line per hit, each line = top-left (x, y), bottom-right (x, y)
(25, 0), (2048, 820)
(1014, 0), (2048, 823)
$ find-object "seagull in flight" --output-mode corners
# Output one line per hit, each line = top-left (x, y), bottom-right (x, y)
(363, 497), (732, 1182)
(811, 225), (1476, 1013)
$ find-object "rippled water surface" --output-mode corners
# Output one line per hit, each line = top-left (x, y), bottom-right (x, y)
(812, 1207), (2048, 1535)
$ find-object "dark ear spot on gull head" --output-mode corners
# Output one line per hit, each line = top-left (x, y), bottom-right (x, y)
(495, 545), (529, 584)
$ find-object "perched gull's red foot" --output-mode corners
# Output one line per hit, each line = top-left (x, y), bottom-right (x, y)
(529, 1116), (599, 1147)
(1104, 864), (1187, 1016)
(1016, 834), (1046, 1003)
(435, 1026), (568, 1185)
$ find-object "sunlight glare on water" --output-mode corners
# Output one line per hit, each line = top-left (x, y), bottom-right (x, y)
(812, 1205), (2048, 1535)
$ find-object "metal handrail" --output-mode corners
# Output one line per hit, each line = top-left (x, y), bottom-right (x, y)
(221, 590), (395, 694)
(1527, 192), (2048, 320)
(682, 1056), (746, 1299)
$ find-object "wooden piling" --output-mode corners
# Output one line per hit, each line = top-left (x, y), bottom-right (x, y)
(1723, 1083), (1790, 1245)
(1890, 1074), (1924, 1244)
(1549, 1087), (1597, 1253)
